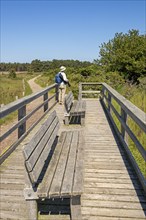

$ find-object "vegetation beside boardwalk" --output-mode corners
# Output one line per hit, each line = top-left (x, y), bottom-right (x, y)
(0, 73), (33, 105)
(0, 73), (35, 125)
(0, 29), (145, 177)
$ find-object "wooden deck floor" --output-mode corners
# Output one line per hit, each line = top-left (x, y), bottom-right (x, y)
(0, 99), (146, 220)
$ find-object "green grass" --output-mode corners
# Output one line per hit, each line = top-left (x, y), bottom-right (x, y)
(0, 73), (35, 125)
(0, 73), (35, 105)
(111, 91), (146, 178)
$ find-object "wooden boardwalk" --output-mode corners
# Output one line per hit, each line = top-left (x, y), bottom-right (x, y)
(0, 99), (146, 220)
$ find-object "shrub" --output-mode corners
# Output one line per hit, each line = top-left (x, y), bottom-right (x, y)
(8, 69), (16, 79)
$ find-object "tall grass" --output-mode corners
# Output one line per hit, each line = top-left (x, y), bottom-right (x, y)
(0, 74), (33, 125)
(111, 88), (146, 178)
(0, 74), (34, 105)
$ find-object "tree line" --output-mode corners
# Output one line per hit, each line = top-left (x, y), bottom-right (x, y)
(1, 29), (145, 84)
(0, 59), (92, 73)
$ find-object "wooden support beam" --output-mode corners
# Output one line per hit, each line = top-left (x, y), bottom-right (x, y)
(70, 196), (82, 220)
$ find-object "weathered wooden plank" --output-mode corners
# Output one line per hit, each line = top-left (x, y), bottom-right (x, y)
(70, 100), (86, 116)
(0, 210), (28, 220)
(84, 187), (145, 196)
(0, 201), (27, 211)
(29, 122), (60, 183)
(85, 172), (138, 179)
(73, 131), (84, 195)
(61, 131), (79, 196)
(0, 178), (24, 184)
(82, 199), (146, 210)
(85, 177), (138, 184)
(64, 91), (73, 112)
(84, 182), (142, 190)
(84, 153), (125, 158)
(0, 165), (24, 170)
(85, 168), (135, 175)
(84, 164), (133, 170)
(25, 116), (59, 172)
(0, 195), (26, 202)
(82, 216), (145, 220)
(23, 110), (57, 160)
(0, 189), (24, 196)
(0, 173), (24, 179)
(38, 132), (67, 198)
(82, 193), (146, 202)
(82, 207), (146, 218)
(0, 183), (24, 190)
(49, 131), (73, 196)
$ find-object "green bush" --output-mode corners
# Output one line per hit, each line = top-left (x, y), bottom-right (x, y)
(8, 69), (16, 79)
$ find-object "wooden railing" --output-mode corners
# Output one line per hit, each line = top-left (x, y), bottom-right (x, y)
(0, 83), (59, 164)
(78, 82), (102, 99)
(1, 82), (146, 192)
(79, 82), (146, 193)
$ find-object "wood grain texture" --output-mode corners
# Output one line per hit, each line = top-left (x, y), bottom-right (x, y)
(82, 99), (146, 220)
(0, 99), (146, 220)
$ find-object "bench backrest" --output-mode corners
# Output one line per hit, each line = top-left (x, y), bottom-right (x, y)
(64, 91), (74, 112)
(23, 110), (60, 184)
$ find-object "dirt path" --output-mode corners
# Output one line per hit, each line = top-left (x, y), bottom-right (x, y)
(0, 75), (43, 155)
(27, 75), (42, 93)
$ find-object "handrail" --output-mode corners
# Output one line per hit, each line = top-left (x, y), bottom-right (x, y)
(0, 83), (59, 164)
(79, 82), (102, 99)
(101, 83), (146, 193)
(0, 81), (146, 193)
(79, 82), (146, 192)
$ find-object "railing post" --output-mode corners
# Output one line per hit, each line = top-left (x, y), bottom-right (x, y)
(78, 83), (82, 100)
(18, 105), (26, 138)
(55, 84), (59, 102)
(108, 93), (111, 112)
(121, 107), (128, 144)
(101, 85), (105, 102)
(43, 92), (48, 112)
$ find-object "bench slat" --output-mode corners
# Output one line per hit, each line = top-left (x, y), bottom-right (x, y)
(25, 117), (59, 172)
(65, 91), (73, 112)
(49, 131), (73, 197)
(29, 122), (60, 184)
(73, 131), (84, 195)
(23, 111), (57, 160)
(70, 100), (86, 116)
(61, 130), (79, 196)
(38, 132), (67, 198)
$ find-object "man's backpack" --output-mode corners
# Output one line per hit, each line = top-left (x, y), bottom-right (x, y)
(55, 72), (63, 84)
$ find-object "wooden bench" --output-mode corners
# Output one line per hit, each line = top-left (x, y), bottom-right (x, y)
(64, 91), (86, 125)
(23, 110), (84, 220)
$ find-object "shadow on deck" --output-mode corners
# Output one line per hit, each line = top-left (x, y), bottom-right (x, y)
(0, 99), (146, 220)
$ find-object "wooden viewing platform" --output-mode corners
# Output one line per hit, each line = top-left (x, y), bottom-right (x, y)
(0, 82), (146, 219)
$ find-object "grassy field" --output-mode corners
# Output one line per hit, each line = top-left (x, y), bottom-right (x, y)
(0, 73), (37, 125)
(0, 73), (35, 105)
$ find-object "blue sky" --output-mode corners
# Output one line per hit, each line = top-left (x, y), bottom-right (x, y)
(1, 0), (145, 63)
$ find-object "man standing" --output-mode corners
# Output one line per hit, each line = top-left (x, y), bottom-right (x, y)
(56, 66), (69, 105)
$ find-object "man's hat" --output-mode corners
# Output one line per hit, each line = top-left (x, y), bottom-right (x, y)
(60, 66), (66, 71)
